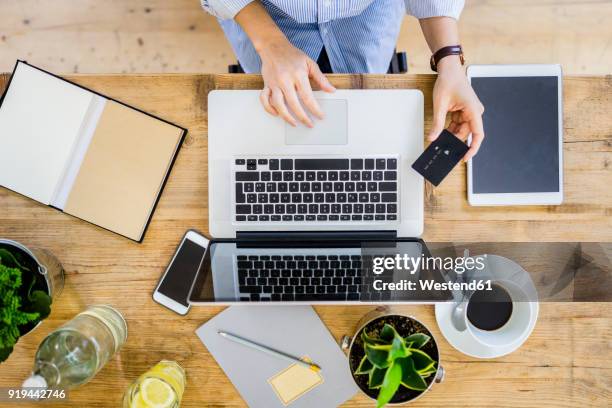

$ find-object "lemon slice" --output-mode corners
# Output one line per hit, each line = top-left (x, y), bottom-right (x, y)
(149, 361), (185, 396)
(139, 378), (176, 408)
(129, 391), (148, 408)
(159, 362), (184, 383)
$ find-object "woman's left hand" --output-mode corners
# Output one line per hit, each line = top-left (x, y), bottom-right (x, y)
(428, 56), (485, 162)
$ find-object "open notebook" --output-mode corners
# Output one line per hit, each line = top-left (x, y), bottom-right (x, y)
(0, 61), (186, 242)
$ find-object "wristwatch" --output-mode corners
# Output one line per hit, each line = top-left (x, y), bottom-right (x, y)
(430, 45), (465, 72)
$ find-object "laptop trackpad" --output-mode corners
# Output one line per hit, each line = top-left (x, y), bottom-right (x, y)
(285, 99), (347, 145)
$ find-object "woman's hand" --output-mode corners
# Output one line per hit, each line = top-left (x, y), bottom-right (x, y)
(429, 56), (485, 161)
(258, 38), (336, 127)
(234, 1), (335, 127)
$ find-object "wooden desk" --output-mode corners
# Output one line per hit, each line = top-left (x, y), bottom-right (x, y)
(0, 74), (610, 407)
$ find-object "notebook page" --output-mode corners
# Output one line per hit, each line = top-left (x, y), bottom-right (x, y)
(62, 100), (183, 241)
(51, 94), (107, 210)
(0, 62), (93, 204)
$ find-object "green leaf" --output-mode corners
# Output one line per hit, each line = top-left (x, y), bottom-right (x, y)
(419, 366), (437, 378)
(380, 324), (400, 343)
(361, 329), (387, 346)
(409, 348), (436, 372)
(404, 333), (430, 349)
(416, 361), (438, 378)
(365, 343), (391, 369)
(397, 357), (428, 391)
(388, 336), (410, 361)
(368, 367), (386, 389)
(355, 355), (374, 375)
(376, 362), (402, 408)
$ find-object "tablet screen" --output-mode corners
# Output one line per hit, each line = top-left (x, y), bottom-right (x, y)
(471, 76), (559, 193)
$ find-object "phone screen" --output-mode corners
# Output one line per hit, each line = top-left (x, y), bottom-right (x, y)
(158, 238), (207, 306)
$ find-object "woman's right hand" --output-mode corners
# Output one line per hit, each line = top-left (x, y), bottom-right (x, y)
(258, 39), (336, 127)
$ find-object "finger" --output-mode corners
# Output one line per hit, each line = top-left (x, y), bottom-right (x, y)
(454, 121), (471, 141)
(309, 61), (336, 93)
(447, 121), (460, 135)
(451, 110), (464, 123)
(428, 99), (449, 141)
(260, 87), (278, 116)
(270, 87), (297, 127)
(297, 78), (324, 120)
(283, 84), (313, 127)
(448, 115), (464, 135)
(464, 117), (485, 162)
(447, 121), (469, 140)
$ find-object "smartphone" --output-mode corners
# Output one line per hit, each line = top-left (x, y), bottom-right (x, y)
(153, 230), (209, 315)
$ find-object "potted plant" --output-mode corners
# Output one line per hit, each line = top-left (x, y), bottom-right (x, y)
(342, 308), (444, 407)
(0, 239), (63, 362)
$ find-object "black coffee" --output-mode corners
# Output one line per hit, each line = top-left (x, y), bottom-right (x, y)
(467, 284), (513, 331)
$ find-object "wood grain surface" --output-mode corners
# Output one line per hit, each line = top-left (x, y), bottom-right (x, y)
(1, 0), (611, 75)
(0, 73), (609, 407)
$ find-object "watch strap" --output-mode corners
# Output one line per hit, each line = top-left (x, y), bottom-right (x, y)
(430, 45), (465, 72)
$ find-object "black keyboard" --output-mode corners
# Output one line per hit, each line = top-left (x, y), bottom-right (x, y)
(235, 254), (391, 302)
(233, 157), (399, 223)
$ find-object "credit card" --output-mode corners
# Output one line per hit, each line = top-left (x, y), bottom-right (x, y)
(411, 130), (469, 186)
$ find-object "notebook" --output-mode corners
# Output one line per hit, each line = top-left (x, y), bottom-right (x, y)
(196, 306), (358, 408)
(0, 61), (186, 241)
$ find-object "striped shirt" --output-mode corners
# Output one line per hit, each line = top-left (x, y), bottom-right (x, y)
(201, 0), (464, 73)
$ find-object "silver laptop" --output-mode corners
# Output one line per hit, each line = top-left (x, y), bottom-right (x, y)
(207, 89), (424, 238)
(188, 89), (441, 305)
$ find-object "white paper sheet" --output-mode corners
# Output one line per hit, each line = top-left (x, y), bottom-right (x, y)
(0, 62), (93, 204)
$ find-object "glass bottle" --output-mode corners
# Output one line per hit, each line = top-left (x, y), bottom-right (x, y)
(22, 305), (127, 390)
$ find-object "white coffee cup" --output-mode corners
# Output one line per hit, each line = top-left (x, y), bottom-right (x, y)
(451, 254), (538, 349)
(463, 279), (536, 349)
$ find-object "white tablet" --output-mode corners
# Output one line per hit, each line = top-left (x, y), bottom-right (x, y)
(467, 64), (563, 206)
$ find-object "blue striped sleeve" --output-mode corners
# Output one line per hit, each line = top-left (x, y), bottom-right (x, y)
(404, 0), (465, 19)
(201, 0), (254, 20)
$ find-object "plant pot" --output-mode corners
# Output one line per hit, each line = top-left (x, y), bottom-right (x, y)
(0, 239), (64, 336)
(341, 307), (444, 405)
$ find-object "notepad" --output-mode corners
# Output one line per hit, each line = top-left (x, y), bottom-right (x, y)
(0, 61), (185, 241)
(268, 357), (323, 406)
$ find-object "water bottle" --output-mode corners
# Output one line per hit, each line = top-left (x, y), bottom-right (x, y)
(23, 305), (128, 390)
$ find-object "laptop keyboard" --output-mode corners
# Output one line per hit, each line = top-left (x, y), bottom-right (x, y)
(233, 157), (399, 223)
(235, 254), (391, 302)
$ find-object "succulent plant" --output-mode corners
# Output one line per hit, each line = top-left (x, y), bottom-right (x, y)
(354, 323), (437, 408)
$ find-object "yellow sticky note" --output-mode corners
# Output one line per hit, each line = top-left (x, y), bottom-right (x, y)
(268, 357), (323, 406)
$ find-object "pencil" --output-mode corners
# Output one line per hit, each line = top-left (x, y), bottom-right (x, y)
(217, 330), (321, 372)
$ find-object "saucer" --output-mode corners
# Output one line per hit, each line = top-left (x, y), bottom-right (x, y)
(435, 253), (540, 358)
(435, 301), (539, 359)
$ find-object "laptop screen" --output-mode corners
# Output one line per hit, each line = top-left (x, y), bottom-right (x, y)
(188, 238), (453, 303)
